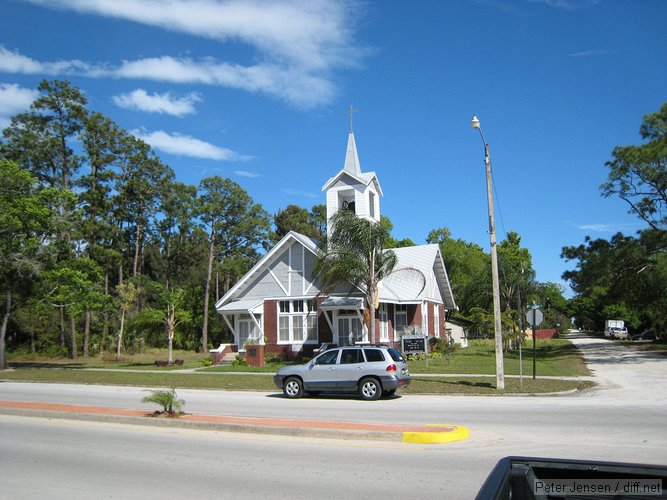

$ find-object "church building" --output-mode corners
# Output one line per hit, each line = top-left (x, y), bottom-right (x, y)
(214, 127), (457, 359)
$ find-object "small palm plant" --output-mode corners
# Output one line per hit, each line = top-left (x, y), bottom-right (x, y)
(142, 388), (185, 417)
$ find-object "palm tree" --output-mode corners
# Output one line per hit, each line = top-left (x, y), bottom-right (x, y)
(314, 209), (397, 344)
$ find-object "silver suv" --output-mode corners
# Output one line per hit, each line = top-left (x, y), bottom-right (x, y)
(273, 345), (411, 400)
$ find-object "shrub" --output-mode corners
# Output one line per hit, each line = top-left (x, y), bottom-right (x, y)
(141, 388), (185, 417)
(231, 355), (247, 366)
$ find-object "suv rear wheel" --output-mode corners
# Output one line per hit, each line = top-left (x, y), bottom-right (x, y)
(283, 377), (304, 399)
(359, 377), (382, 401)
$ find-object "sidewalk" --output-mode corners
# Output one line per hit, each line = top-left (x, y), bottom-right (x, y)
(47, 367), (596, 381)
(0, 399), (470, 445)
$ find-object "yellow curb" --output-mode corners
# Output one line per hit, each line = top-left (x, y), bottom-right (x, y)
(402, 424), (470, 444)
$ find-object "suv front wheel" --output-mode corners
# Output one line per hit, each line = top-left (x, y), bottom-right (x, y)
(283, 377), (304, 399)
(359, 377), (382, 401)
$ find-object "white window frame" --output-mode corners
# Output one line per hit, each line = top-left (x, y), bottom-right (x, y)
(369, 191), (376, 219)
(394, 304), (408, 336)
(421, 303), (429, 336)
(379, 304), (389, 342)
(434, 304), (440, 338)
(277, 299), (318, 345)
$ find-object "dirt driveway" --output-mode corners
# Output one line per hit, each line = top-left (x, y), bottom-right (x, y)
(568, 331), (667, 405)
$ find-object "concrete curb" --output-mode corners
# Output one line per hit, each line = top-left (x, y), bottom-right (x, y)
(0, 400), (470, 444)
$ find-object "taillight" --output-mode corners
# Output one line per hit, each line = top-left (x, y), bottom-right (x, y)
(386, 364), (397, 372)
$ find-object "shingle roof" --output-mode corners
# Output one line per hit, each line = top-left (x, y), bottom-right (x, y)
(379, 244), (457, 310)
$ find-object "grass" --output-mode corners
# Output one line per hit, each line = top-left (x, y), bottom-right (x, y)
(0, 368), (275, 391)
(0, 369), (591, 394)
(405, 339), (590, 377)
(618, 339), (667, 355)
(7, 340), (588, 376)
(7, 348), (210, 370)
(202, 362), (287, 373)
(0, 339), (594, 395)
(405, 377), (594, 395)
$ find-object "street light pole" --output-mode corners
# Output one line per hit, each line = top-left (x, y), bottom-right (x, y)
(470, 115), (505, 390)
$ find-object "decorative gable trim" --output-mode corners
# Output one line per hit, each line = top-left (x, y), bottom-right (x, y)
(215, 231), (319, 310)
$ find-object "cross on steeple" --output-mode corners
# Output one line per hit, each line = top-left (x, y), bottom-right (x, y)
(348, 105), (359, 132)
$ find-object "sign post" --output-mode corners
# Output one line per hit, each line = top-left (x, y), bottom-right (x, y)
(526, 305), (543, 379)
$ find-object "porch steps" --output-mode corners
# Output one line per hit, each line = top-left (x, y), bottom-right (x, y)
(215, 352), (238, 365)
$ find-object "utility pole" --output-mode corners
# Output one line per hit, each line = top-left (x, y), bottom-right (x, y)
(471, 115), (504, 390)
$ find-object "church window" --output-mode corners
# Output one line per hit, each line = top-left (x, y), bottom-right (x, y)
(277, 300), (318, 344)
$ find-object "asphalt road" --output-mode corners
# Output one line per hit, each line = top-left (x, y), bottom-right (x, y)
(1, 333), (666, 499)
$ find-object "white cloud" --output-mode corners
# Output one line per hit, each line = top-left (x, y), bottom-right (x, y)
(0, 46), (336, 108)
(0, 45), (93, 74)
(132, 128), (249, 161)
(577, 223), (638, 233)
(0, 82), (39, 115)
(234, 170), (259, 178)
(24, 0), (361, 71)
(281, 188), (318, 199)
(0, 82), (39, 130)
(568, 49), (607, 57)
(15, 0), (366, 107)
(525, 0), (601, 10)
(113, 89), (201, 116)
(113, 56), (334, 107)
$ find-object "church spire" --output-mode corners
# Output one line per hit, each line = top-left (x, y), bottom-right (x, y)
(322, 107), (382, 237)
(343, 130), (361, 176)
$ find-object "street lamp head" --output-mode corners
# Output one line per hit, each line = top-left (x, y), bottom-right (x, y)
(470, 115), (480, 129)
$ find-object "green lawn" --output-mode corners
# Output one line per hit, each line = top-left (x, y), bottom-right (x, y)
(0, 369), (275, 391)
(200, 339), (590, 376)
(402, 339), (590, 377)
(7, 348), (210, 370)
(0, 369), (591, 394)
(405, 376), (594, 395)
(1, 339), (593, 395)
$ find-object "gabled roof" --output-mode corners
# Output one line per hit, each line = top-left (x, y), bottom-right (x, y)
(379, 244), (457, 310)
(214, 231), (319, 310)
(215, 235), (457, 312)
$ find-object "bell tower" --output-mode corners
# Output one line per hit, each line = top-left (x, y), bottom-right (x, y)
(321, 110), (383, 237)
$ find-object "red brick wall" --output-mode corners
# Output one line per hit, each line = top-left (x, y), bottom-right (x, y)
(426, 302), (438, 337)
(264, 300), (277, 345)
(410, 304), (419, 326)
(318, 298), (332, 344)
(388, 304), (395, 341)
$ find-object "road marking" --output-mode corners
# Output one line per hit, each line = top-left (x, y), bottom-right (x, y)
(402, 424), (470, 444)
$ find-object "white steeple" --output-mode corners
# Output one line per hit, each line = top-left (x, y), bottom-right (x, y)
(343, 131), (361, 176)
(322, 122), (383, 238)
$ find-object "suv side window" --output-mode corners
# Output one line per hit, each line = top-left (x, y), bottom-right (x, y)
(341, 349), (363, 364)
(387, 347), (405, 362)
(315, 349), (339, 365)
(363, 349), (385, 362)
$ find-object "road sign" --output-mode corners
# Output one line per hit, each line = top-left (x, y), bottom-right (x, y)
(526, 309), (543, 327)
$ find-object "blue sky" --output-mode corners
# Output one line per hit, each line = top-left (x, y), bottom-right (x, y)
(1, 0), (665, 295)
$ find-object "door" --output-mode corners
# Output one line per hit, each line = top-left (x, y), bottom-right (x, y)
(303, 348), (339, 390)
(335, 348), (365, 390)
(337, 316), (363, 346)
(238, 319), (259, 349)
